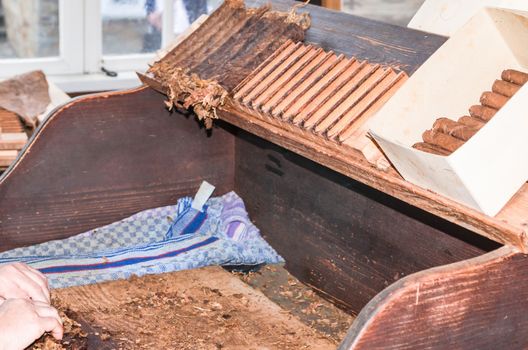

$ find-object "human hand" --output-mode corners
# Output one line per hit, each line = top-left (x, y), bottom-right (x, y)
(147, 11), (163, 31)
(0, 298), (63, 350)
(0, 263), (50, 304)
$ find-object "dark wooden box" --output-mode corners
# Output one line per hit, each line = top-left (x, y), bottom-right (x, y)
(1, 2), (527, 348)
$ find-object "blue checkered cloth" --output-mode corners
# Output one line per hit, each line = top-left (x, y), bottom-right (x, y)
(0, 192), (283, 288)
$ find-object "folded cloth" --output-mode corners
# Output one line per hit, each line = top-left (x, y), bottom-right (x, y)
(0, 192), (283, 288)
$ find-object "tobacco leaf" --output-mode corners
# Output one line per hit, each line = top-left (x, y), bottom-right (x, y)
(0, 70), (50, 128)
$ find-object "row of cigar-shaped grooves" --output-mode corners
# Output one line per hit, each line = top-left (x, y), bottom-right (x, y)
(413, 69), (528, 156)
(232, 40), (407, 145)
(148, 0), (306, 91)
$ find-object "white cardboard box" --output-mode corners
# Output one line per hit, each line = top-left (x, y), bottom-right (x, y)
(369, 8), (528, 216)
(408, 0), (528, 36)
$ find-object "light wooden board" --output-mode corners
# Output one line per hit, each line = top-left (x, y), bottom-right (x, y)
(322, 0), (342, 11)
(53, 267), (337, 349)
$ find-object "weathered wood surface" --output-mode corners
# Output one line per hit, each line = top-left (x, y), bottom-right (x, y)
(212, 1), (528, 251)
(247, 0), (447, 76)
(0, 87), (235, 252)
(54, 266), (336, 349)
(148, 0), (306, 91)
(231, 40), (408, 146)
(234, 129), (496, 315)
(221, 105), (526, 250)
(339, 246), (528, 349)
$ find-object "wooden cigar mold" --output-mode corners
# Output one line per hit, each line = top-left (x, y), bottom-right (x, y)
(232, 41), (408, 148)
(4, 1), (528, 349)
(413, 69), (527, 155)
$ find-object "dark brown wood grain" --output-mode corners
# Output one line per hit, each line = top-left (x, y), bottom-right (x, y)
(339, 246), (528, 350)
(148, 0), (306, 91)
(219, 105), (525, 250)
(0, 87), (235, 251)
(234, 129), (497, 315)
(247, 0), (447, 75)
(0, 3), (522, 347)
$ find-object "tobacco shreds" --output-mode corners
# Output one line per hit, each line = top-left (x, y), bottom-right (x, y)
(164, 68), (228, 129)
(145, 0), (310, 129)
(269, 0), (312, 31)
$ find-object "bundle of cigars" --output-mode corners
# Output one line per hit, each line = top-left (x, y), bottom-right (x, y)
(413, 69), (528, 156)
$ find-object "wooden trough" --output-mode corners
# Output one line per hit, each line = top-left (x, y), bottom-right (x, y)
(2, 1), (528, 349)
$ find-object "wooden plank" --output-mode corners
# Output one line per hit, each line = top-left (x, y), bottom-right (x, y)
(0, 108), (24, 133)
(322, 0), (342, 11)
(339, 246), (528, 349)
(53, 267), (337, 349)
(221, 104), (527, 250)
(0, 149), (17, 167)
(234, 128), (493, 315)
(0, 132), (28, 150)
(0, 87), (236, 252)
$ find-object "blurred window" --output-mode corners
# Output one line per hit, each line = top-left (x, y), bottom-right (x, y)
(342, 0), (426, 26)
(92, 0), (221, 73)
(0, 0), (59, 59)
(0, 0), (427, 80)
(0, 0), (82, 76)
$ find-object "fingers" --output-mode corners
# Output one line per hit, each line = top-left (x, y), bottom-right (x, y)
(33, 302), (64, 340)
(12, 273), (50, 304)
(13, 263), (50, 302)
(33, 302), (63, 325)
(0, 263), (51, 303)
(40, 317), (64, 340)
(16, 263), (49, 289)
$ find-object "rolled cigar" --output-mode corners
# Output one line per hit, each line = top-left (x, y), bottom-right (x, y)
(412, 142), (451, 156)
(480, 91), (509, 109)
(469, 105), (497, 122)
(458, 115), (486, 130)
(502, 69), (528, 86)
(422, 129), (465, 153)
(493, 79), (521, 97)
(432, 117), (478, 141)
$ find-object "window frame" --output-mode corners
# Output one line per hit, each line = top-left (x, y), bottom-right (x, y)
(84, 0), (175, 74)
